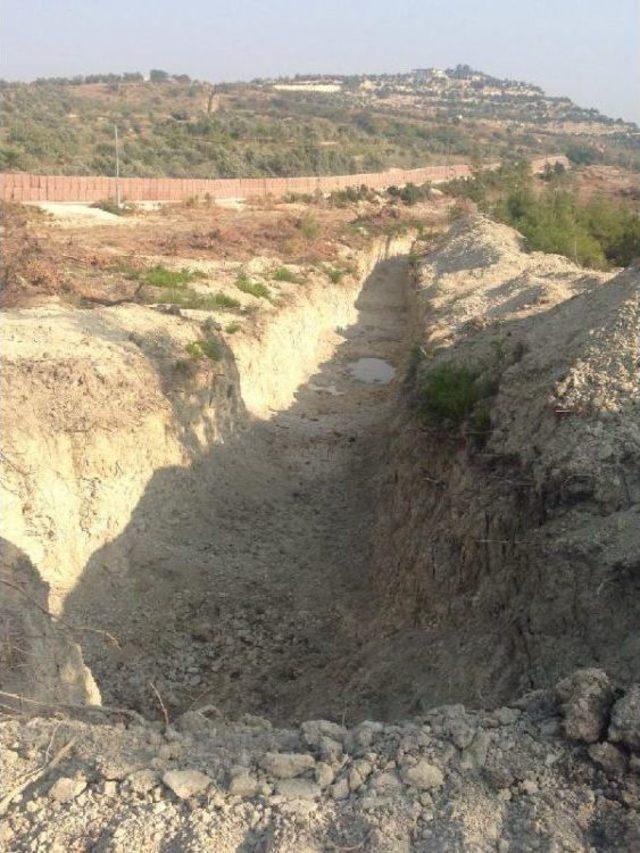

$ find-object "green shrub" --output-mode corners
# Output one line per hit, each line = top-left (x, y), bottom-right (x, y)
(91, 199), (131, 216)
(143, 286), (239, 310)
(204, 292), (241, 309)
(235, 272), (271, 300)
(418, 363), (483, 424)
(387, 182), (431, 206)
(298, 212), (320, 240)
(325, 266), (344, 283)
(224, 322), (241, 334)
(272, 266), (301, 283)
(186, 338), (222, 360)
(468, 401), (492, 447)
(130, 264), (208, 288)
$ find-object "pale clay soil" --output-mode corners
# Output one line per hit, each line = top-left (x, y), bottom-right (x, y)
(1, 216), (640, 850)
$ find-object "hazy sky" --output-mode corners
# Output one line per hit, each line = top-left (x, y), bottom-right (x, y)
(2, 0), (639, 123)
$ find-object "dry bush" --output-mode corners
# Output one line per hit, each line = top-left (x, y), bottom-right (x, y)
(0, 203), (63, 307)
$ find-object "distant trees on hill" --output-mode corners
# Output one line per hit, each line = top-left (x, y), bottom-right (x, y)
(0, 71), (190, 88)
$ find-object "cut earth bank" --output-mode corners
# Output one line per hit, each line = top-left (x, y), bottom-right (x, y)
(1, 213), (639, 850)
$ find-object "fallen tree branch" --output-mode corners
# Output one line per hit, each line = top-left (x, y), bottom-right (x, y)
(0, 690), (146, 724)
(0, 736), (77, 816)
(0, 578), (120, 648)
(149, 681), (170, 728)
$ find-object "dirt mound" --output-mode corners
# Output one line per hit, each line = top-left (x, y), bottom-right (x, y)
(1, 670), (639, 850)
(362, 214), (640, 713)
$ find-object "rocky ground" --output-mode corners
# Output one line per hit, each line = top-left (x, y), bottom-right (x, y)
(1, 669), (639, 851)
(2, 208), (640, 850)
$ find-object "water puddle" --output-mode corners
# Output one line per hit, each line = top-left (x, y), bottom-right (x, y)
(347, 357), (396, 385)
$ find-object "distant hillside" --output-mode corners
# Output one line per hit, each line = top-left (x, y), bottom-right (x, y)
(0, 66), (637, 178)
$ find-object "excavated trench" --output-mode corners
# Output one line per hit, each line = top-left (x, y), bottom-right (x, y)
(12, 222), (618, 727)
(10, 223), (627, 730)
(57, 252), (417, 723)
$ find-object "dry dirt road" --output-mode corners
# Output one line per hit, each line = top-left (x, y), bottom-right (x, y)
(65, 257), (410, 724)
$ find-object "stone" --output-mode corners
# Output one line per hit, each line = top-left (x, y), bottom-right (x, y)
(401, 760), (444, 790)
(275, 779), (321, 800)
(49, 777), (86, 803)
(162, 769), (211, 799)
(317, 736), (343, 765)
(127, 769), (159, 794)
(555, 669), (614, 743)
(260, 752), (315, 779)
(330, 778), (350, 800)
(608, 685), (640, 750)
(348, 759), (373, 792)
(370, 771), (402, 792)
(239, 714), (272, 731)
(494, 707), (521, 726)
(228, 773), (260, 797)
(588, 743), (628, 774)
(314, 762), (335, 788)
(175, 711), (212, 735)
(301, 720), (347, 747)
(102, 781), (118, 797)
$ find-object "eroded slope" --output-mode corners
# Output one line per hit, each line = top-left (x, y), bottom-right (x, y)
(360, 215), (640, 714)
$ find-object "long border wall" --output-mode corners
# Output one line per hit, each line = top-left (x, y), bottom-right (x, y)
(0, 156), (568, 204)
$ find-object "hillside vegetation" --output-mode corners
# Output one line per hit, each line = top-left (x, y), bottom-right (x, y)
(1, 66), (638, 178)
(444, 161), (640, 268)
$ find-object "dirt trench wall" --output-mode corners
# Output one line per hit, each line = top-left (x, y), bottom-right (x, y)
(233, 234), (415, 417)
(0, 233), (413, 703)
(366, 217), (640, 709)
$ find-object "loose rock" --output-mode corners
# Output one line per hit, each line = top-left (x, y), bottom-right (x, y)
(275, 779), (321, 800)
(401, 760), (444, 790)
(48, 777), (86, 803)
(608, 685), (640, 750)
(260, 752), (315, 779)
(555, 668), (614, 743)
(162, 769), (211, 799)
(588, 743), (628, 774)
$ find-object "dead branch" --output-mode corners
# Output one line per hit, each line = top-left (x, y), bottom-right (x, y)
(0, 736), (77, 816)
(149, 681), (170, 728)
(0, 690), (146, 724)
(0, 578), (120, 648)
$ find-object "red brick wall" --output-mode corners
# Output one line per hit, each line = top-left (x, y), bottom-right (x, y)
(0, 157), (568, 204)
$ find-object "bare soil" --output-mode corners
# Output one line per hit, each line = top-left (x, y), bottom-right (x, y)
(1, 206), (640, 850)
(62, 255), (410, 724)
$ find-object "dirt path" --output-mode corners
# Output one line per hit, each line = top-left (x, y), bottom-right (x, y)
(65, 257), (409, 723)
